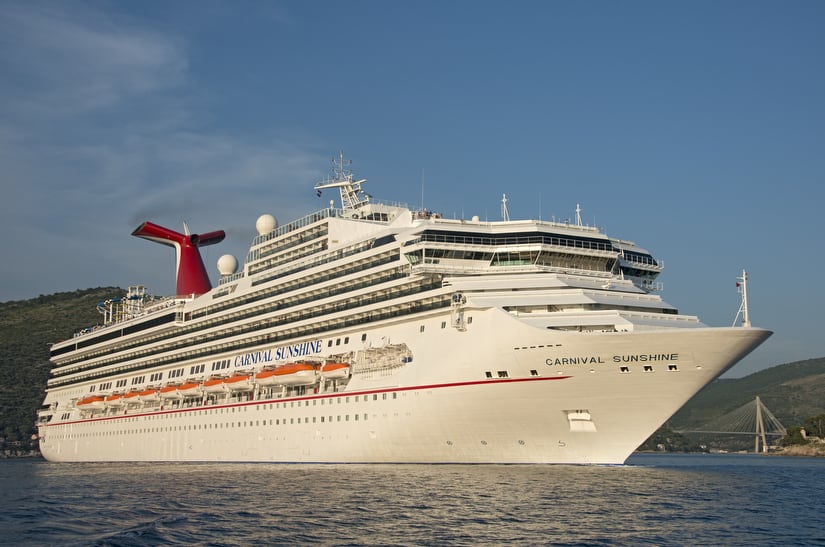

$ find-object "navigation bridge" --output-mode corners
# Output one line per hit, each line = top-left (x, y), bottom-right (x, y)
(675, 396), (787, 453)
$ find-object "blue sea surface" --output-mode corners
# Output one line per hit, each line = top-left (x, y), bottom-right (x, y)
(1, 453), (823, 546)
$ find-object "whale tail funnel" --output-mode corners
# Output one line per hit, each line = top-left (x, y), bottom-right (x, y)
(132, 221), (225, 296)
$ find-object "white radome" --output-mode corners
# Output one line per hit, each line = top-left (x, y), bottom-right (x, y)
(217, 254), (238, 276)
(255, 214), (278, 236)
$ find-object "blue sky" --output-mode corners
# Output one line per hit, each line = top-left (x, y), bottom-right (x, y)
(1, 1), (823, 376)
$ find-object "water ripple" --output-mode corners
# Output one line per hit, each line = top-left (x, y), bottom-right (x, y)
(1, 455), (824, 546)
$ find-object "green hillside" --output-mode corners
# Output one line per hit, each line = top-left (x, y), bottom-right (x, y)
(0, 288), (121, 453)
(668, 357), (825, 429)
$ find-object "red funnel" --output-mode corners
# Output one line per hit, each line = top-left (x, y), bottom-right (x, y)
(132, 221), (225, 296)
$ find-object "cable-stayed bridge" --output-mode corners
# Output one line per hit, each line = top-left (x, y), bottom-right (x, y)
(674, 396), (787, 453)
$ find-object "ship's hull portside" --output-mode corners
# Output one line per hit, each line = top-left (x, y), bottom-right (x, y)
(38, 321), (770, 464)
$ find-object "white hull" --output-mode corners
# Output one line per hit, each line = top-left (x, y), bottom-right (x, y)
(39, 309), (770, 464)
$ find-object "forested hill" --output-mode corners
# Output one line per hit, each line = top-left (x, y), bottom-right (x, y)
(668, 357), (825, 430)
(0, 287), (121, 453)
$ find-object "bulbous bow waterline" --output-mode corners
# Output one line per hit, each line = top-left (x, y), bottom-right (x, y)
(131, 221), (225, 296)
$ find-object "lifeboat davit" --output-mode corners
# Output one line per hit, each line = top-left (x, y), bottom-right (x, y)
(320, 362), (350, 380)
(139, 389), (160, 403)
(104, 394), (124, 407)
(177, 382), (202, 397)
(223, 374), (253, 391)
(160, 385), (182, 400)
(271, 362), (318, 386)
(203, 377), (228, 393)
(76, 396), (105, 410)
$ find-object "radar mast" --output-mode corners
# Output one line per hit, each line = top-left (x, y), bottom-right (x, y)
(314, 151), (370, 211)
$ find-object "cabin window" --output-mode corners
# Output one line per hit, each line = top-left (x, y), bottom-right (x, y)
(530, 370), (539, 376)
(643, 365), (654, 372)
(620, 366), (630, 373)
(485, 371), (492, 378)
(497, 371), (509, 378)
(668, 364), (678, 371)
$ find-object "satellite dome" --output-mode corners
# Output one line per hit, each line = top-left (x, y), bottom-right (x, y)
(217, 254), (238, 276)
(255, 214), (278, 236)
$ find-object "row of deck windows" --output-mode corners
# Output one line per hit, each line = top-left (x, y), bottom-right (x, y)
(46, 390), (408, 440)
(53, 262), (412, 374)
(50, 281), (447, 387)
(53, 248), (399, 368)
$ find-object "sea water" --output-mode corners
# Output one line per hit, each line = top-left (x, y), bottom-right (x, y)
(1, 453), (822, 546)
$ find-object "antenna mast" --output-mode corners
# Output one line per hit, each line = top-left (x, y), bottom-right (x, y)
(733, 269), (751, 327)
(501, 194), (510, 221)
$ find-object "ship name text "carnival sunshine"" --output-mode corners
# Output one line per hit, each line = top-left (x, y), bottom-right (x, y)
(234, 340), (323, 367)
(545, 353), (679, 366)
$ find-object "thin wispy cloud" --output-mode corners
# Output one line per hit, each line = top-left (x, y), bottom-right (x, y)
(0, 2), (186, 117)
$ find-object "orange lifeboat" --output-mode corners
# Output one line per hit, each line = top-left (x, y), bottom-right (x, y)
(203, 377), (228, 394)
(139, 388), (160, 403)
(177, 382), (202, 397)
(271, 362), (318, 386)
(76, 395), (105, 410)
(223, 374), (253, 391)
(320, 362), (350, 380)
(160, 385), (182, 400)
(255, 368), (281, 387)
(123, 391), (142, 404)
(104, 394), (124, 407)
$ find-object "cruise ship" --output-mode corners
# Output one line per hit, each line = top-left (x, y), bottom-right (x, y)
(37, 154), (771, 464)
